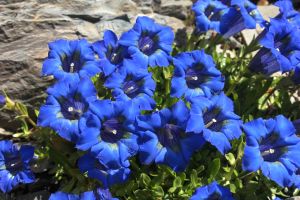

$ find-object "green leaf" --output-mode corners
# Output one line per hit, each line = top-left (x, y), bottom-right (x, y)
(152, 185), (164, 197)
(225, 153), (236, 166)
(140, 173), (151, 187)
(173, 176), (182, 188)
(207, 158), (220, 181)
(190, 169), (198, 187)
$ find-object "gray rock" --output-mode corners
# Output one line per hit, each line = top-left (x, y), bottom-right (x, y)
(287, 197), (300, 200)
(154, 0), (192, 20)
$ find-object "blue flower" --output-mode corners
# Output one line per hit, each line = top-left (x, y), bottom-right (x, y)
(293, 119), (300, 134)
(189, 93), (242, 154)
(0, 95), (5, 106)
(119, 16), (174, 67)
(190, 181), (235, 200)
(37, 78), (100, 150)
(249, 18), (300, 75)
(42, 39), (101, 81)
(0, 140), (35, 193)
(77, 100), (139, 168)
(220, 0), (265, 38)
(92, 30), (128, 76)
(171, 50), (224, 99)
(292, 65), (300, 84)
(292, 169), (300, 189)
(136, 100), (206, 172)
(49, 188), (118, 200)
(104, 65), (156, 111)
(242, 115), (300, 187)
(78, 152), (130, 188)
(192, 0), (229, 33)
(275, 0), (300, 28)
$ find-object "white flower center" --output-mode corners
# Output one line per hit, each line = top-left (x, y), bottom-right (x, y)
(68, 107), (74, 112)
(206, 118), (217, 128)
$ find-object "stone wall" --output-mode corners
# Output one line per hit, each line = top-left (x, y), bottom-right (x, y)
(0, 0), (190, 131)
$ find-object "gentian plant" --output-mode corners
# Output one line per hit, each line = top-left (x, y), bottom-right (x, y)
(2, 1), (300, 199)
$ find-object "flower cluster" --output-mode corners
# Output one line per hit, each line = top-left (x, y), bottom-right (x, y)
(2, 0), (300, 199)
(243, 115), (300, 187)
(34, 13), (244, 197)
(248, 0), (300, 76)
(192, 0), (265, 38)
(0, 140), (35, 193)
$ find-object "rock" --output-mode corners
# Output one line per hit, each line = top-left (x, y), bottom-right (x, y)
(154, 0), (192, 20)
(287, 197), (300, 200)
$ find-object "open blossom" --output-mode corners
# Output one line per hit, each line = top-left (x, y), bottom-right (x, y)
(37, 78), (100, 149)
(49, 188), (118, 200)
(190, 181), (235, 200)
(249, 18), (300, 75)
(104, 64), (156, 111)
(275, 0), (300, 28)
(171, 50), (224, 99)
(76, 100), (139, 169)
(92, 30), (128, 76)
(192, 0), (229, 33)
(119, 16), (174, 67)
(242, 115), (300, 187)
(220, 0), (265, 38)
(192, 0), (264, 38)
(136, 100), (205, 172)
(78, 152), (130, 188)
(189, 93), (242, 154)
(0, 140), (35, 193)
(42, 39), (101, 82)
(0, 94), (5, 106)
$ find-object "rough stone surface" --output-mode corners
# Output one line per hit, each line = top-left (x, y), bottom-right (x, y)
(0, 0), (189, 131)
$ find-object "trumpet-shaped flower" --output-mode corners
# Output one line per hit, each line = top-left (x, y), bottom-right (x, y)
(92, 30), (128, 76)
(78, 153), (130, 188)
(190, 181), (235, 200)
(104, 65), (156, 111)
(249, 18), (300, 75)
(192, 0), (229, 33)
(0, 95), (5, 106)
(275, 0), (300, 28)
(220, 0), (265, 38)
(37, 78), (100, 149)
(171, 50), (224, 99)
(242, 115), (300, 187)
(76, 100), (139, 169)
(0, 140), (35, 193)
(42, 39), (100, 81)
(119, 16), (174, 67)
(49, 188), (118, 200)
(136, 100), (205, 172)
(189, 93), (242, 154)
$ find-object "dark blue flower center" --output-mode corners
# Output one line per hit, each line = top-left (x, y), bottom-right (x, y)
(122, 77), (144, 99)
(203, 108), (223, 132)
(4, 153), (24, 176)
(274, 33), (291, 55)
(106, 46), (123, 65)
(158, 124), (184, 151)
(93, 189), (112, 200)
(185, 67), (207, 89)
(205, 4), (223, 21)
(259, 133), (285, 162)
(100, 118), (125, 143)
(60, 98), (87, 120)
(138, 36), (156, 55)
(208, 192), (222, 200)
(61, 51), (82, 73)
